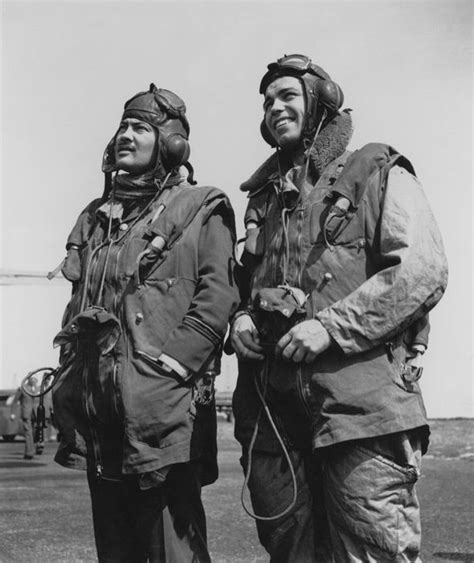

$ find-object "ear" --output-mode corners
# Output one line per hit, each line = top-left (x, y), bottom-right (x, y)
(102, 137), (117, 173)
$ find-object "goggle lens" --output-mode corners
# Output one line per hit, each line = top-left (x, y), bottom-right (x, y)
(276, 54), (311, 72)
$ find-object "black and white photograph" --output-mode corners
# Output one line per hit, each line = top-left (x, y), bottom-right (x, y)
(0, 1), (472, 561)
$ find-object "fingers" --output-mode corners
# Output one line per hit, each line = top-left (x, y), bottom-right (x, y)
(275, 332), (291, 356)
(279, 339), (304, 362)
(276, 320), (332, 363)
(239, 330), (263, 353)
(234, 337), (265, 360)
(276, 330), (316, 363)
(276, 333), (299, 361)
(231, 326), (265, 361)
(279, 340), (310, 363)
(238, 348), (265, 361)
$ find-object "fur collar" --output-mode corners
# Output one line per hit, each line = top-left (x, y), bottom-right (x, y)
(240, 110), (353, 193)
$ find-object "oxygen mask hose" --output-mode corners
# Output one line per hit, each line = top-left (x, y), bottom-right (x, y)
(21, 367), (58, 448)
(21, 367), (59, 398)
(240, 359), (298, 521)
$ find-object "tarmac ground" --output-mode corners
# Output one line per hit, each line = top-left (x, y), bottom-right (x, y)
(0, 418), (473, 563)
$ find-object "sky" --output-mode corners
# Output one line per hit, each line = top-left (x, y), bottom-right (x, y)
(0, 0), (472, 417)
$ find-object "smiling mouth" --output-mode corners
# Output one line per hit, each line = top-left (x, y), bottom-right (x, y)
(273, 118), (293, 132)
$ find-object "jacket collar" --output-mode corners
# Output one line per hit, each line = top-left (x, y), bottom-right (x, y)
(240, 110), (353, 194)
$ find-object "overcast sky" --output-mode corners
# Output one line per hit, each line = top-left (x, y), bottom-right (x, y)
(1, 0), (472, 417)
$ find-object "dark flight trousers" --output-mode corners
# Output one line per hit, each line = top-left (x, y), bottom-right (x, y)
(243, 431), (423, 562)
(87, 462), (211, 563)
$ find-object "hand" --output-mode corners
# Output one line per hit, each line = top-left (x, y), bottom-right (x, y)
(230, 314), (265, 361)
(158, 353), (190, 379)
(276, 319), (332, 363)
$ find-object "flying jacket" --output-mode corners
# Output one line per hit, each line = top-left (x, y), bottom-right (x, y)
(53, 182), (239, 481)
(233, 139), (448, 454)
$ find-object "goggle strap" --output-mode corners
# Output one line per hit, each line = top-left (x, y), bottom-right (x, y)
(271, 54), (328, 81)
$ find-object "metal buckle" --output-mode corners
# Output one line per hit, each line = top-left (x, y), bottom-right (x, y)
(402, 364), (423, 384)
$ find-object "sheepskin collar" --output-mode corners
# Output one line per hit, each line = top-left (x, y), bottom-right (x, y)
(240, 109), (353, 193)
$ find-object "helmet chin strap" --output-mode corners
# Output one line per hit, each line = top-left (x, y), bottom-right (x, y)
(303, 107), (327, 180)
(273, 105), (327, 194)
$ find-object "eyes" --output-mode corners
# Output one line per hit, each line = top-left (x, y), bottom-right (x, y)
(283, 91), (298, 101)
(117, 121), (153, 135)
(263, 90), (300, 112)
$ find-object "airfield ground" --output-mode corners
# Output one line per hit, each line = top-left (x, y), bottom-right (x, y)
(0, 418), (472, 562)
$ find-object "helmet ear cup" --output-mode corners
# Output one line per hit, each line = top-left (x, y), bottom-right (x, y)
(314, 80), (344, 115)
(260, 120), (278, 147)
(102, 137), (117, 173)
(161, 134), (191, 169)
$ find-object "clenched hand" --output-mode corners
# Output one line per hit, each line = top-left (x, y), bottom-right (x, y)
(230, 314), (265, 361)
(276, 319), (332, 363)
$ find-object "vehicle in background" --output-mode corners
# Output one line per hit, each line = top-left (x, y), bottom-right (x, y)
(0, 388), (23, 441)
(0, 387), (57, 442)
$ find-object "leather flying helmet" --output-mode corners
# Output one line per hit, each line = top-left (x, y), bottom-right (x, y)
(102, 83), (191, 176)
(259, 54), (344, 147)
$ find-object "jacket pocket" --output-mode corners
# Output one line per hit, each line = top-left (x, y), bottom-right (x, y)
(323, 439), (420, 558)
(124, 348), (193, 450)
(123, 277), (196, 361)
(135, 350), (185, 381)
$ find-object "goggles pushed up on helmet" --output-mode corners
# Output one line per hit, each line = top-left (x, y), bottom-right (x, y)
(259, 54), (331, 94)
(123, 84), (190, 135)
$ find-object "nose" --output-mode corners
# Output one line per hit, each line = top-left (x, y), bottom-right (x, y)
(117, 123), (133, 143)
(270, 97), (285, 115)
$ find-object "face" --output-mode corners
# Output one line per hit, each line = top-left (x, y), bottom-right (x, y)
(114, 118), (157, 174)
(263, 76), (306, 149)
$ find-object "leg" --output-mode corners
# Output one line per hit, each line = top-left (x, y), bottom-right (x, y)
(88, 464), (210, 563)
(241, 448), (318, 563)
(322, 431), (423, 562)
(22, 417), (34, 459)
(87, 473), (149, 563)
(35, 439), (45, 455)
(234, 366), (327, 561)
(158, 463), (211, 563)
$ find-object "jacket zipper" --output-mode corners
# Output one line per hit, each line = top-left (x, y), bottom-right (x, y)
(296, 365), (312, 419)
(81, 360), (104, 478)
(112, 363), (121, 419)
(296, 209), (304, 287)
(82, 242), (106, 478)
(81, 209), (157, 480)
(295, 207), (308, 414)
(109, 242), (123, 421)
(82, 240), (122, 479)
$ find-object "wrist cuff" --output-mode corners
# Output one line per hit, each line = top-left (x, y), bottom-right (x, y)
(231, 310), (252, 325)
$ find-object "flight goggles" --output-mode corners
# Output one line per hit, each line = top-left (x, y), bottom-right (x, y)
(259, 54), (330, 93)
(123, 84), (190, 134)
